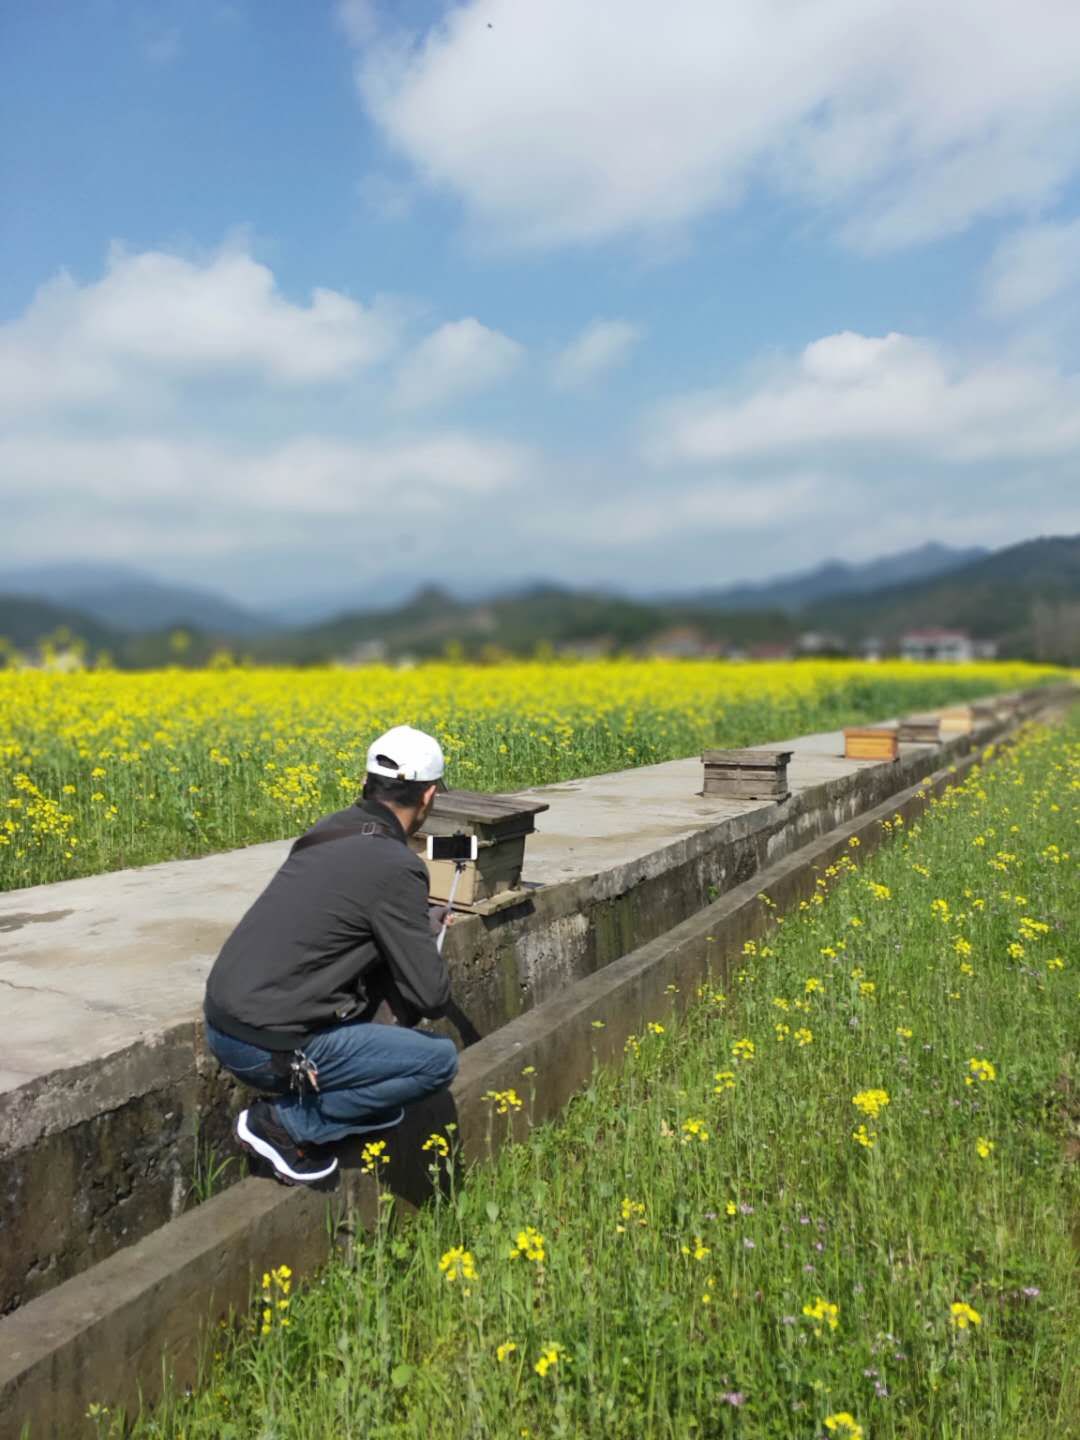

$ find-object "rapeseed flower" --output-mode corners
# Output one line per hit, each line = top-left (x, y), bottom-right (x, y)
(509, 1226), (546, 1264)
(616, 1197), (646, 1232)
(802, 1296), (840, 1333)
(360, 1139), (389, 1175)
(852, 1089), (890, 1119)
(950, 1301), (982, 1329)
(965, 1058), (997, 1085)
(824, 1414), (864, 1439)
(534, 1342), (564, 1378)
(483, 1088), (523, 1114)
(438, 1247), (477, 1284)
(680, 1236), (710, 1261)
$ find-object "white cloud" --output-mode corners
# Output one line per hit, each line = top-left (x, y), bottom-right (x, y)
(392, 317), (523, 409)
(350, 0), (1080, 252)
(552, 320), (641, 389)
(983, 218), (1080, 318)
(650, 330), (1080, 466)
(533, 472), (822, 548)
(0, 243), (399, 418)
(0, 430), (533, 544)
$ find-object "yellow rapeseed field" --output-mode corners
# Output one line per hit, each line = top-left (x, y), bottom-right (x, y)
(0, 658), (1063, 890)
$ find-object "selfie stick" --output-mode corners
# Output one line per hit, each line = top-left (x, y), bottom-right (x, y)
(436, 862), (466, 954)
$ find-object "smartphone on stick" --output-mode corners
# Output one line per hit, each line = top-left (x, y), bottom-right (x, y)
(426, 833), (478, 862)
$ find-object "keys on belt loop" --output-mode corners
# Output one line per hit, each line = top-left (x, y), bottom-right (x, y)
(290, 1049), (320, 1094)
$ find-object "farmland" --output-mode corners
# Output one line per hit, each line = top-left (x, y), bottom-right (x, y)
(0, 658), (1066, 891)
(102, 712), (1079, 1439)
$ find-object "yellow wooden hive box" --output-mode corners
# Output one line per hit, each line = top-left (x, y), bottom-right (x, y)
(843, 727), (899, 762)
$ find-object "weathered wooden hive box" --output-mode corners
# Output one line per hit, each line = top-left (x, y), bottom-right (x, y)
(413, 788), (549, 908)
(980, 696), (1013, 720)
(702, 748), (792, 802)
(898, 714), (940, 744)
(843, 727), (898, 761)
(939, 705), (975, 735)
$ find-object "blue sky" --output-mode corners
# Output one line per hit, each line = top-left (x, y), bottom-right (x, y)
(2, 0), (1079, 606)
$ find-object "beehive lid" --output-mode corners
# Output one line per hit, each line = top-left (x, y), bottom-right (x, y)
(702, 748), (793, 767)
(424, 787), (550, 840)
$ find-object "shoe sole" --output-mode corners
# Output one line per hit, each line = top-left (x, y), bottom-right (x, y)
(352, 1107), (405, 1134)
(236, 1108), (339, 1184)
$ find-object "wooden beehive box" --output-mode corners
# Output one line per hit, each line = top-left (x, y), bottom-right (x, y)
(702, 748), (792, 801)
(843, 727), (898, 761)
(939, 705), (974, 735)
(971, 699), (1001, 724)
(897, 714), (940, 744)
(413, 788), (549, 907)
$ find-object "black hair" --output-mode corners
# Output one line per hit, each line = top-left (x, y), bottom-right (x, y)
(362, 768), (433, 809)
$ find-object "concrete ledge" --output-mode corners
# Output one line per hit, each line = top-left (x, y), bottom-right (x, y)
(2, 702), (1070, 1440)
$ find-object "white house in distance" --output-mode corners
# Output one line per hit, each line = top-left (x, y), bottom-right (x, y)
(900, 628), (998, 663)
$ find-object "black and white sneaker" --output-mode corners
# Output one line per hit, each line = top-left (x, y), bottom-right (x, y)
(236, 1101), (339, 1185)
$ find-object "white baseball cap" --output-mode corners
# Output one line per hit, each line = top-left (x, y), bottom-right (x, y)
(366, 725), (446, 788)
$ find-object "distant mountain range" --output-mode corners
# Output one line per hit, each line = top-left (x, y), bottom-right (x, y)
(1, 536), (1078, 664)
(675, 542), (989, 611)
(0, 563), (269, 637)
(0, 542), (985, 635)
(805, 534), (1080, 649)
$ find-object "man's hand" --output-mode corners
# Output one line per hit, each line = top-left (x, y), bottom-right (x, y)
(428, 903), (453, 936)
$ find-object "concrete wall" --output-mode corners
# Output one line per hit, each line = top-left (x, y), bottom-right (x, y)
(4, 698), (1069, 1439)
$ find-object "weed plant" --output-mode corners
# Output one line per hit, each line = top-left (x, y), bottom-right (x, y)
(102, 717), (1079, 1439)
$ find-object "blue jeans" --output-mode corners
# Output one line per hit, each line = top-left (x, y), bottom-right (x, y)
(206, 1020), (458, 1146)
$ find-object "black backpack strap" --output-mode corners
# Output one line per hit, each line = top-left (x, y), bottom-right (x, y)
(289, 820), (395, 856)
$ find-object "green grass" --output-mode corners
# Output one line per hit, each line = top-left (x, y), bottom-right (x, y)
(94, 717), (1079, 1439)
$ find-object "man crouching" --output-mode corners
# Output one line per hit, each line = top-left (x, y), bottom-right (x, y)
(203, 725), (458, 1185)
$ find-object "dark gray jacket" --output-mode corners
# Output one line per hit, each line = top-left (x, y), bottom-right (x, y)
(204, 799), (450, 1049)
